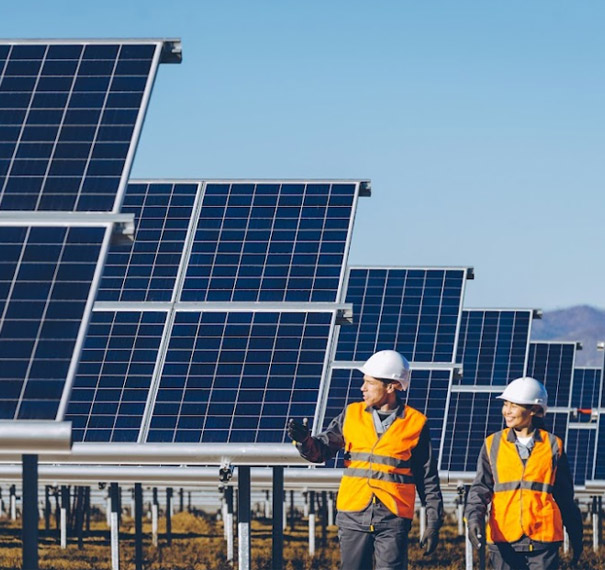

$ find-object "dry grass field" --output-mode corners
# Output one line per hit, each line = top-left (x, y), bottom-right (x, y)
(0, 510), (602, 569)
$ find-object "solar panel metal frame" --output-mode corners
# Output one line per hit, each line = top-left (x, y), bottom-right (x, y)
(67, 178), (368, 444)
(0, 39), (179, 213)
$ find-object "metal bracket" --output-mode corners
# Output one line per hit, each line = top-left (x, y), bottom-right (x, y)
(111, 218), (135, 245)
(336, 306), (353, 325)
(359, 180), (372, 197)
(161, 40), (182, 63)
(219, 462), (233, 484)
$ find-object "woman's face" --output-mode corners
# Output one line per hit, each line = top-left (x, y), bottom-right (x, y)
(501, 400), (534, 431)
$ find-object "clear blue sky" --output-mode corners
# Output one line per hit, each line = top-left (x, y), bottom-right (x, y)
(4, 1), (605, 311)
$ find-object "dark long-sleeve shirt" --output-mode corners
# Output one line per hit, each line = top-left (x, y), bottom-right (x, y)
(296, 402), (443, 531)
(464, 428), (583, 551)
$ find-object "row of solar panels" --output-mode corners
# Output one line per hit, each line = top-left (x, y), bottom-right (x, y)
(1, 40), (604, 489)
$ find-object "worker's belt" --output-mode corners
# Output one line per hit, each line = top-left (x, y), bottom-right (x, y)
(493, 481), (554, 494)
(346, 452), (411, 469)
(343, 467), (415, 485)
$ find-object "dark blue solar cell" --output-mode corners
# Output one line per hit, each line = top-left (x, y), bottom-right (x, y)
(0, 41), (163, 212)
(440, 390), (505, 473)
(0, 225), (106, 420)
(527, 342), (575, 408)
(146, 311), (333, 443)
(566, 427), (596, 486)
(66, 310), (166, 442)
(455, 310), (532, 386)
(335, 268), (466, 363)
(180, 182), (358, 303)
(571, 368), (601, 410)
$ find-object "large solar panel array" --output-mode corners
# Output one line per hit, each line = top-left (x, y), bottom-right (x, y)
(65, 179), (368, 442)
(0, 40), (177, 421)
(439, 309), (535, 475)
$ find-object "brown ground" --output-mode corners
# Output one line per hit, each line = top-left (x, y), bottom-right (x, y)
(0, 511), (602, 569)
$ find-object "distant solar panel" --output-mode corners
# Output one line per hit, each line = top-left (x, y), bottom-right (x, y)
(439, 388), (505, 474)
(65, 310), (167, 442)
(0, 225), (107, 419)
(180, 181), (364, 303)
(322, 366), (453, 467)
(144, 310), (335, 444)
(455, 309), (533, 386)
(566, 426), (597, 486)
(0, 40), (177, 212)
(594, 415), (605, 481)
(334, 267), (469, 363)
(97, 181), (199, 302)
(527, 342), (577, 408)
(571, 367), (601, 412)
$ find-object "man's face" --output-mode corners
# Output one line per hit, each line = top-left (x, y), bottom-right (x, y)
(360, 375), (392, 408)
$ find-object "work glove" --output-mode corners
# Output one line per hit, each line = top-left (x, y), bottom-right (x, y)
(419, 527), (439, 555)
(287, 418), (310, 444)
(467, 521), (484, 550)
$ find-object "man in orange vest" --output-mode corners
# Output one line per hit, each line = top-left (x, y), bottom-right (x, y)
(288, 350), (443, 570)
(465, 377), (583, 569)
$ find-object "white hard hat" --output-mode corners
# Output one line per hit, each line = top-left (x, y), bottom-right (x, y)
(496, 377), (548, 414)
(358, 350), (411, 390)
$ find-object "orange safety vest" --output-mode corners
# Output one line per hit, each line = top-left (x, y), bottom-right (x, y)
(485, 428), (564, 544)
(336, 402), (426, 518)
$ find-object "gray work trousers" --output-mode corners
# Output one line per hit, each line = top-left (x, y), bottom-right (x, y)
(338, 526), (408, 570)
(488, 543), (559, 570)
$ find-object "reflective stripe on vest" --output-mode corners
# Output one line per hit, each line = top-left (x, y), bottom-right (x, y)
(486, 428), (564, 544)
(336, 401), (426, 519)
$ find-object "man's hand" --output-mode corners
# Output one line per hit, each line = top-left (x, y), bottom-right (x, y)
(287, 418), (310, 444)
(467, 521), (484, 550)
(419, 527), (439, 555)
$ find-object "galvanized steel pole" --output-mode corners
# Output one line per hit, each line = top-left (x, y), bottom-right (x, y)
(271, 467), (284, 570)
(134, 483), (143, 570)
(238, 466), (251, 570)
(110, 482), (120, 570)
(22, 455), (38, 570)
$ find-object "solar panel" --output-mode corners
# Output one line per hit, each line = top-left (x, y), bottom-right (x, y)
(65, 179), (368, 442)
(333, 267), (470, 363)
(566, 425), (597, 486)
(180, 181), (364, 303)
(97, 181), (200, 302)
(571, 367), (601, 413)
(145, 310), (335, 443)
(455, 309), (534, 386)
(65, 310), (167, 442)
(527, 342), (578, 408)
(439, 388), (505, 474)
(0, 40), (180, 421)
(0, 40), (178, 212)
(321, 366), (454, 467)
(594, 415), (605, 481)
(0, 225), (107, 419)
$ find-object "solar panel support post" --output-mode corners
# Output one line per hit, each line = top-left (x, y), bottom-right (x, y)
(22, 454), (39, 570)
(237, 466), (251, 570)
(60, 485), (69, 549)
(457, 484), (465, 536)
(165, 488), (173, 546)
(289, 490), (295, 531)
(179, 488), (184, 512)
(9, 484), (16, 520)
(321, 491), (328, 547)
(134, 483), (143, 570)
(308, 490), (316, 556)
(265, 489), (271, 518)
(44, 485), (51, 531)
(328, 492), (334, 527)
(272, 466), (284, 570)
(110, 482), (120, 570)
(224, 486), (234, 563)
(152, 488), (159, 547)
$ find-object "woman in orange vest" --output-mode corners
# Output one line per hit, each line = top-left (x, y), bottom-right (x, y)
(288, 350), (443, 570)
(465, 377), (583, 570)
